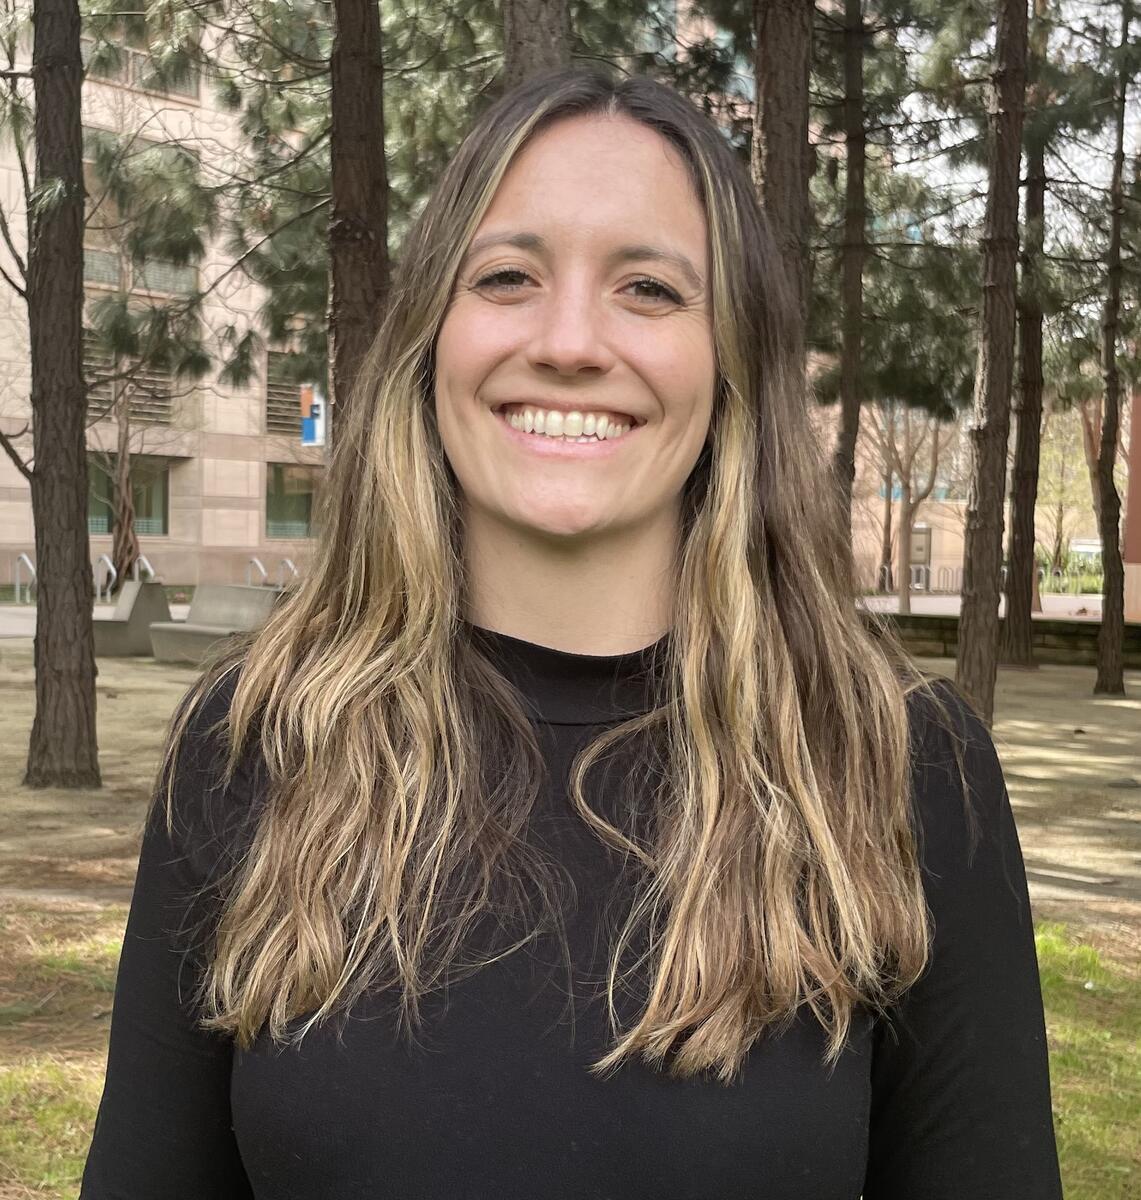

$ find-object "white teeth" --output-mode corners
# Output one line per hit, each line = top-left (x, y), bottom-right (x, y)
(502, 406), (632, 441)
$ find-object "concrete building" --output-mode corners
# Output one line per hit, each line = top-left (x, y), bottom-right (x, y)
(0, 21), (325, 591)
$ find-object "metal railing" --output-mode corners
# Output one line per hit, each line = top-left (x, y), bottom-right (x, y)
(131, 555), (156, 582)
(14, 553), (35, 604)
(246, 556), (268, 587)
(94, 555), (117, 603)
(278, 558), (298, 588)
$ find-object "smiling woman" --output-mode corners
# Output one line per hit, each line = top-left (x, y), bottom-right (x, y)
(80, 65), (1062, 1200)
(434, 110), (716, 564)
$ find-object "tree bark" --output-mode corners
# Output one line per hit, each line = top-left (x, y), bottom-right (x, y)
(1078, 396), (1104, 524)
(832, 0), (866, 524)
(897, 477), (916, 614)
(879, 458), (893, 592)
(24, 0), (101, 787)
(955, 0), (1028, 726)
(502, 0), (571, 91)
(110, 382), (139, 592)
(1094, 0), (1131, 696)
(751, 0), (814, 357)
(329, 0), (389, 430)
(1000, 133), (1046, 667)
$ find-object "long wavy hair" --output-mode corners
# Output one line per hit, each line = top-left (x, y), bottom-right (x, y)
(157, 65), (972, 1084)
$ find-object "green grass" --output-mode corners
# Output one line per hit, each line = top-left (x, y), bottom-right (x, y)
(1036, 922), (1140, 1198)
(0, 919), (1136, 1198)
(0, 1057), (105, 1195)
(31, 939), (121, 994)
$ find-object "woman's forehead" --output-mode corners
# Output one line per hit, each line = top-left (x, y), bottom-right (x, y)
(470, 117), (708, 267)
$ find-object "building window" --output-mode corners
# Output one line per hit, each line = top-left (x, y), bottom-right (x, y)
(87, 453), (170, 536)
(80, 35), (200, 100)
(82, 128), (200, 301)
(84, 330), (175, 426)
(83, 248), (123, 288)
(265, 351), (305, 436)
(266, 463), (321, 539)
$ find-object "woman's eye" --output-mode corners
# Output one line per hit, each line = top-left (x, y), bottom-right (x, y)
(629, 276), (682, 304)
(474, 268), (529, 291)
(473, 270), (682, 305)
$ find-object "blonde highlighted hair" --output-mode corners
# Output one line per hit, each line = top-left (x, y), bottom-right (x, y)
(158, 66), (972, 1084)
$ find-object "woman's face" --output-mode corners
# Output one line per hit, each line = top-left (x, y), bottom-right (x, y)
(434, 113), (716, 545)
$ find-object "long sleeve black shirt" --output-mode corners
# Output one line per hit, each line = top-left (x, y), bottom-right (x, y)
(80, 623), (1063, 1199)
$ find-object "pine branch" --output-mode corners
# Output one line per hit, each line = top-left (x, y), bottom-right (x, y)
(0, 200), (26, 281)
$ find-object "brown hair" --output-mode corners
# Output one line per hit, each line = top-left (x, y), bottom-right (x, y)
(157, 65), (971, 1084)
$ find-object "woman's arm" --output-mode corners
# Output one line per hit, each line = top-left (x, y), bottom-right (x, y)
(80, 675), (256, 1199)
(863, 681), (1064, 1199)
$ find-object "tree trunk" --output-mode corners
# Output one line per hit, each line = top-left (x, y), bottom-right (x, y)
(24, 0), (100, 787)
(751, 0), (814, 357)
(1094, 0), (1131, 696)
(1051, 500), (1065, 574)
(897, 482), (913, 616)
(832, 0), (866, 523)
(1000, 134), (1046, 668)
(329, 0), (389, 431)
(955, 0), (1028, 726)
(1078, 397), (1104, 525)
(879, 459), (893, 592)
(110, 383), (139, 592)
(502, 0), (571, 91)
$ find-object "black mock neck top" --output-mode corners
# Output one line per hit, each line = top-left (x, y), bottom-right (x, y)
(80, 623), (1063, 1199)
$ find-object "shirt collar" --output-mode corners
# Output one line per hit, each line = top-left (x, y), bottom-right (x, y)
(463, 620), (672, 726)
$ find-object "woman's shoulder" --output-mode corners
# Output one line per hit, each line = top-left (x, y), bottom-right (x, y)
(901, 675), (1019, 890)
(153, 662), (268, 878)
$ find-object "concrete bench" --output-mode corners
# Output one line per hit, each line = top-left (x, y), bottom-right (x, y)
(149, 583), (282, 665)
(94, 581), (174, 657)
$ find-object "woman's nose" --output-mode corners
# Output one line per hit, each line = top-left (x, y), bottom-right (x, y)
(524, 281), (616, 377)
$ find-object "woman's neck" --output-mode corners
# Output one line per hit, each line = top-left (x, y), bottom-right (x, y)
(462, 506), (678, 657)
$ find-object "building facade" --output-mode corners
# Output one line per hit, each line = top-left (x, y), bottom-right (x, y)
(0, 21), (325, 591)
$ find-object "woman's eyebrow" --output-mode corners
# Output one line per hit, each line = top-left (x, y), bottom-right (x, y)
(461, 231), (705, 290)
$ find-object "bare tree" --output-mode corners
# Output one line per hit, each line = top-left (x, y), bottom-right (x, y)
(870, 400), (953, 615)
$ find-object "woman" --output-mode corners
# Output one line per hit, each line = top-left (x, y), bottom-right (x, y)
(81, 67), (1063, 1198)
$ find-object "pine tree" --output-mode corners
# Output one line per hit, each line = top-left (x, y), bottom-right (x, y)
(750, 0), (815, 356)
(12, 0), (101, 786)
(955, 0), (1029, 726)
(1093, 0), (1134, 695)
(329, 0), (389, 421)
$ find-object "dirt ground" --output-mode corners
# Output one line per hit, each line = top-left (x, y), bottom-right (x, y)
(1, 638), (1139, 970)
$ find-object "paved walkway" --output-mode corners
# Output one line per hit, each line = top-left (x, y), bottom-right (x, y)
(0, 591), (1109, 638)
